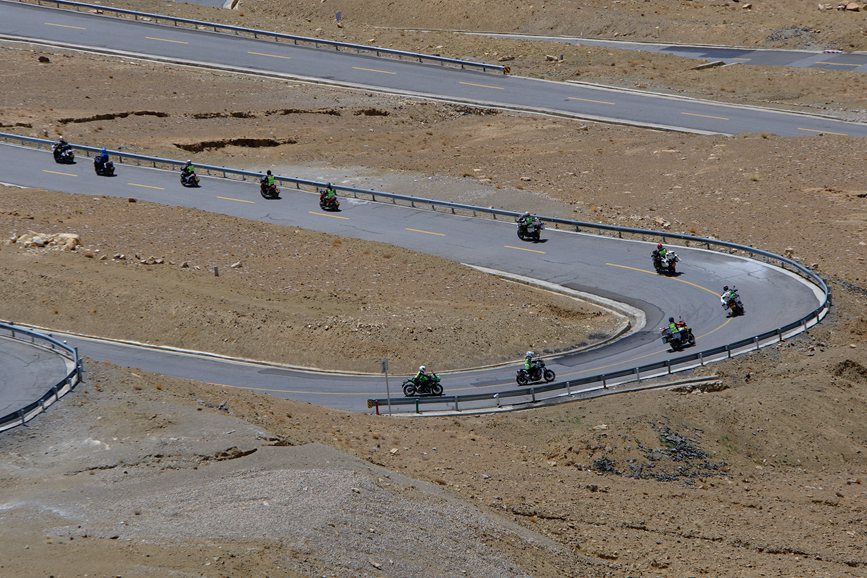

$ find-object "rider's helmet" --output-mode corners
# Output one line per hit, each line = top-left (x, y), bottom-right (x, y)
(669, 317), (675, 323)
(327, 182), (332, 188)
(657, 243), (663, 249)
(526, 351), (534, 358)
(419, 365), (426, 372)
(101, 147), (107, 155)
(267, 170), (272, 176)
(723, 285), (729, 292)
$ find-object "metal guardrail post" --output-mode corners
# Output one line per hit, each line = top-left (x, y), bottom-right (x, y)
(602, 375), (607, 389)
(754, 336), (760, 351)
(415, 398), (420, 414)
(454, 396), (459, 411)
(634, 367), (641, 382)
(531, 388), (536, 403)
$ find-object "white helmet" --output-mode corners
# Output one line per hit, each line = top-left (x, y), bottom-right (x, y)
(526, 351), (534, 357)
(419, 365), (426, 372)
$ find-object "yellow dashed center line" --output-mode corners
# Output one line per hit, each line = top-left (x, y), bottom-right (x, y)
(145, 36), (189, 45)
(681, 111), (729, 121)
(405, 227), (445, 237)
(248, 51), (292, 60)
(217, 196), (255, 204)
(797, 127), (850, 137)
(459, 81), (504, 90)
(44, 22), (86, 30)
(566, 96), (615, 106)
(352, 66), (396, 75)
(128, 182), (164, 191)
(504, 245), (545, 254)
(605, 262), (720, 297)
(42, 169), (76, 177)
(309, 210), (349, 220)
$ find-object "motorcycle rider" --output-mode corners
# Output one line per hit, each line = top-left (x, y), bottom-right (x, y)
(54, 136), (71, 155)
(181, 160), (196, 184)
(720, 285), (740, 314)
(95, 147), (109, 170)
(652, 243), (668, 266)
(524, 351), (535, 372)
(263, 170), (276, 188)
(414, 365), (431, 387)
(323, 183), (337, 201)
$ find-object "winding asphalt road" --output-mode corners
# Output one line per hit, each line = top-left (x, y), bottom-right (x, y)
(2, 0), (867, 137)
(0, 142), (824, 411)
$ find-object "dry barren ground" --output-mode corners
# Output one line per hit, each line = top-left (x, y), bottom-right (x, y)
(0, 1), (866, 576)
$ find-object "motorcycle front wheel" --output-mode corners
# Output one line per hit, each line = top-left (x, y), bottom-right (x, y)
(543, 369), (556, 382)
(431, 383), (443, 396)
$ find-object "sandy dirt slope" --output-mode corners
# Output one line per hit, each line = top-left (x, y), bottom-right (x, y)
(0, 187), (611, 373)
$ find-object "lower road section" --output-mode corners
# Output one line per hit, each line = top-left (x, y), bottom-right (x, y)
(0, 143), (826, 412)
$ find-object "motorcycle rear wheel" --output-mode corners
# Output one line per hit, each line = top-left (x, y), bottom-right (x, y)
(402, 381), (416, 397)
(516, 372), (529, 386)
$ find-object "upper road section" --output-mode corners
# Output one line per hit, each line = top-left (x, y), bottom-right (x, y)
(469, 32), (867, 73)
(2, 0), (867, 137)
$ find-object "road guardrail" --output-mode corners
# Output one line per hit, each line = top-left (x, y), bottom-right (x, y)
(13, 0), (508, 74)
(0, 132), (830, 414)
(0, 322), (83, 432)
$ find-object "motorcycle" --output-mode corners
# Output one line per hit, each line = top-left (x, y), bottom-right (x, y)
(722, 290), (745, 317)
(180, 170), (200, 187)
(517, 218), (544, 242)
(660, 322), (696, 352)
(319, 190), (340, 211)
(260, 179), (280, 199)
(53, 145), (75, 164)
(516, 360), (556, 386)
(652, 250), (679, 275)
(93, 157), (115, 177)
(402, 373), (443, 397)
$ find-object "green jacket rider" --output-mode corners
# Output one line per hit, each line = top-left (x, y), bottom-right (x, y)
(415, 365), (430, 383)
(524, 351), (535, 371)
(264, 170), (276, 187)
(183, 160), (195, 175)
(324, 183), (336, 200)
